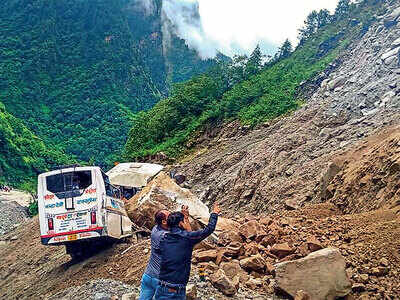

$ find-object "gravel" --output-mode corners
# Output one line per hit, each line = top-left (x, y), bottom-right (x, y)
(48, 279), (140, 300)
(0, 199), (29, 235)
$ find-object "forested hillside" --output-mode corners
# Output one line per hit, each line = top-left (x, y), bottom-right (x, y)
(0, 102), (69, 190)
(0, 0), (218, 168)
(124, 0), (380, 160)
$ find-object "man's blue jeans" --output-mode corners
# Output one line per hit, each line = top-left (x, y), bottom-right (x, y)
(139, 274), (159, 300)
(154, 285), (186, 300)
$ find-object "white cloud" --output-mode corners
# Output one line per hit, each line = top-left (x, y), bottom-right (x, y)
(138, 0), (340, 58)
(198, 0), (340, 56)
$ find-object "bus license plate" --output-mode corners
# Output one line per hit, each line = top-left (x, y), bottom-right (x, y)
(68, 234), (77, 241)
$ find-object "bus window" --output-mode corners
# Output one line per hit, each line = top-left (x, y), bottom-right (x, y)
(101, 171), (121, 199)
(46, 171), (92, 198)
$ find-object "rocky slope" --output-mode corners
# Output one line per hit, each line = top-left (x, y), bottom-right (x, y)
(175, 1), (400, 215)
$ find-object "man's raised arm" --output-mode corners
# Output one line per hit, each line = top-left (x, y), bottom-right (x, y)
(183, 203), (221, 244)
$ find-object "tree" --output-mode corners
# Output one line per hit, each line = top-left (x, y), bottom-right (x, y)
(317, 9), (332, 29)
(276, 39), (293, 60)
(298, 9), (333, 44)
(335, 0), (351, 19)
(298, 10), (319, 43)
(246, 45), (262, 77)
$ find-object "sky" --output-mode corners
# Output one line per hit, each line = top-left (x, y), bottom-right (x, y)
(197, 0), (340, 56)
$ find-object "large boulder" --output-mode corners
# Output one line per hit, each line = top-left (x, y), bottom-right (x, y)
(275, 248), (351, 300)
(126, 172), (210, 229)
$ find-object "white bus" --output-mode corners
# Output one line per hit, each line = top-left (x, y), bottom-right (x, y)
(38, 165), (132, 258)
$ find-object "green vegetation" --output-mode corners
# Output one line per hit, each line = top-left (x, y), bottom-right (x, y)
(124, 0), (381, 160)
(0, 0), (218, 169)
(0, 102), (69, 190)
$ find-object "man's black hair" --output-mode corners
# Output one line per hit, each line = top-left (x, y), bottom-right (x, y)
(155, 210), (167, 226)
(167, 212), (184, 228)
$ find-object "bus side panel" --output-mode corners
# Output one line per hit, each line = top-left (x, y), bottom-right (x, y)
(106, 212), (122, 239)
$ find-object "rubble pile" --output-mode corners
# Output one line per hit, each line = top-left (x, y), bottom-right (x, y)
(186, 203), (400, 299)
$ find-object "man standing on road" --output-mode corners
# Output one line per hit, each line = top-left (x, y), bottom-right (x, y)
(138, 209), (170, 300)
(139, 206), (191, 300)
(155, 203), (220, 299)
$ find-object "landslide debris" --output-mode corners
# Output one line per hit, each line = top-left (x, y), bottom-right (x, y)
(175, 0), (400, 215)
(190, 203), (400, 299)
(323, 126), (400, 213)
(0, 196), (399, 299)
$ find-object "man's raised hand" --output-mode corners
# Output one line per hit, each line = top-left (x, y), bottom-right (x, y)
(212, 203), (221, 215)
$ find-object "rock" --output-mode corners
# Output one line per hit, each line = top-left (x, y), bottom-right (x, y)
(239, 220), (261, 239)
(369, 266), (389, 277)
(186, 284), (197, 300)
(260, 235), (276, 247)
(275, 248), (351, 300)
(220, 260), (242, 280)
(215, 248), (229, 265)
(121, 293), (137, 300)
(201, 261), (219, 273)
(359, 274), (369, 284)
(307, 236), (323, 252)
(209, 269), (237, 296)
(110, 296), (118, 300)
(221, 260), (249, 282)
(298, 243), (310, 256)
(327, 76), (346, 90)
(259, 216), (273, 226)
(94, 293), (110, 300)
(194, 240), (214, 251)
(295, 290), (311, 300)
(217, 230), (243, 246)
(239, 254), (265, 271)
(245, 277), (262, 290)
(381, 47), (400, 62)
(225, 242), (244, 257)
(285, 198), (299, 210)
(384, 6), (400, 28)
(244, 242), (259, 256)
(194, 249), (217, 263)
(265, 262), (275, 276)
(174, 174), (186, 185)
(380, 258), (389, 267)
(352, 283), (366, 293)
(270, 243), (295, 258)
(126, 172), (210, 229)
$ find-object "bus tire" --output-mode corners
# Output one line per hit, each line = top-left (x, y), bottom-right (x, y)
(65, 243), (84, 260)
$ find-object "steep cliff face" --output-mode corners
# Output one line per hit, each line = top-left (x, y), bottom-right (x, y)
(176, 1), (400, 214)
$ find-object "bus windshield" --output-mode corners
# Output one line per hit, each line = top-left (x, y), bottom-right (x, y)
(46, 171), (92, 198)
